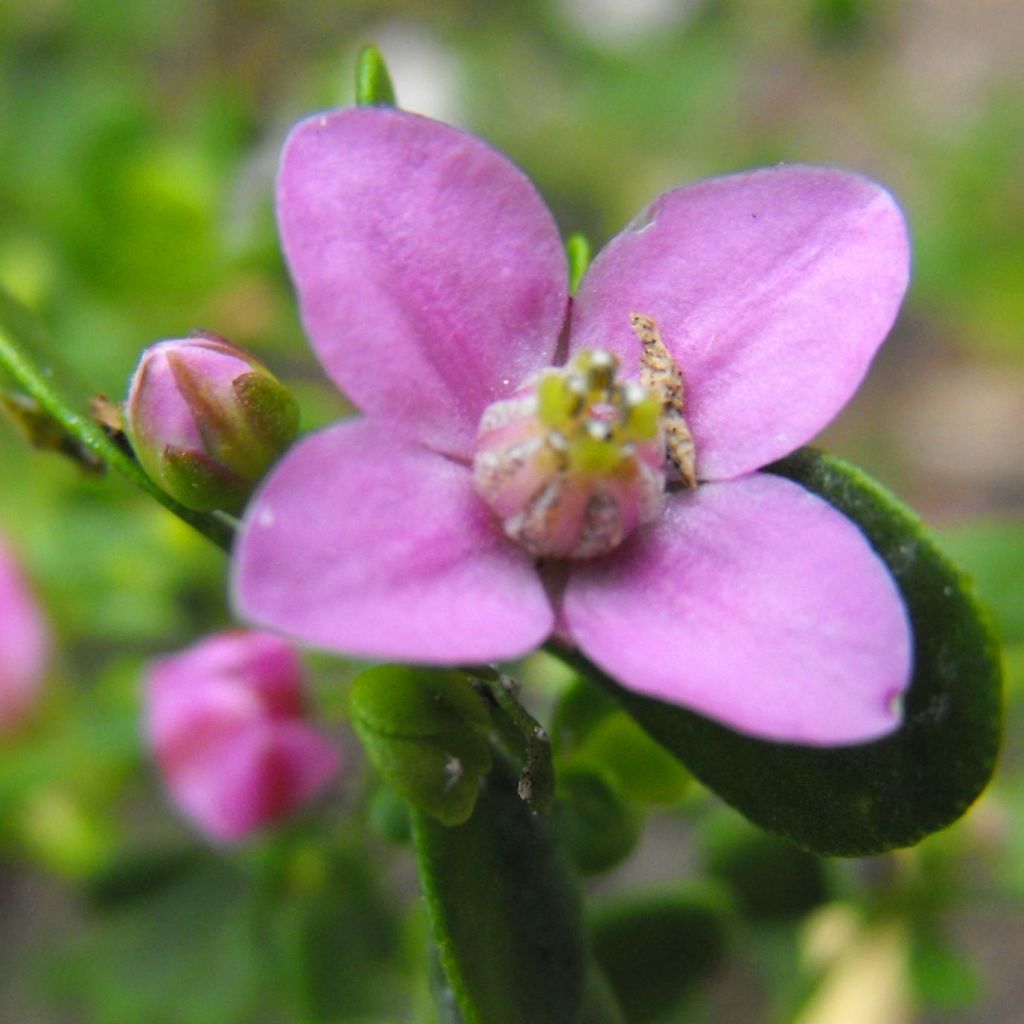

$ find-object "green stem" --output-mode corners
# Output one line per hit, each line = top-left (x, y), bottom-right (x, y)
(467, 667), (555, 814)
(0, 298), (234, 551)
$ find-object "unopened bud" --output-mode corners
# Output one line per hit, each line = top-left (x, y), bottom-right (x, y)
(146, 631), (340, 842)
(126, 333), (299, 512)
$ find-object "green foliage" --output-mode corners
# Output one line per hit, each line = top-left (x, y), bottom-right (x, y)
(412, 753), (586, 1024)
(349, 666), (493, 826)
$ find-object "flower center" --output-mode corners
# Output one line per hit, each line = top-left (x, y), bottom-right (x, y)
(473, 315), (696, 560)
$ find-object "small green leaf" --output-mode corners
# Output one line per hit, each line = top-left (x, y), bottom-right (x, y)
(582, 712), (691, 806)
(551, 674), (619, 750)
(701, 809), (828, 922)
(566, 232), (592, 294)
(553, 677), (689, 805)
(589, 888), (733, 1023)
(554, 760), (643, 875)
(412, 753), (586, 1024)
(349, 666), (492, 826)
(570, 448), (1002, 856)
(356, 45), (398, 107)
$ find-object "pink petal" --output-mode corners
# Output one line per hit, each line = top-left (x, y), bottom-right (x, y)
(174, 721), (340, 843)
(562, 473), (912, 745)
(232, 419), (554, 663)
(570, 166), (909, 480)
(278, 108), (568, 459)
(0, 536), (49, 734)
(148, 632), (304, 754)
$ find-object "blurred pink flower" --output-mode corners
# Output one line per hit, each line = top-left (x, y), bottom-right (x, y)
(233, 107), (913, 745)
(147, 631), (339, 841)
(0, 534), (49, 736)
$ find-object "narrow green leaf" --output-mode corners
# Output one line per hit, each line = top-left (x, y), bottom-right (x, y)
(412, 753), (586, 1024)
(566, 232), (592, 294)
(567, 448), (1002, 856)
(356, 45), (398, 107)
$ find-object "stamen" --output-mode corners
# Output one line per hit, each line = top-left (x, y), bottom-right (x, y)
(472, 325), (696, 560)
(630, 313), (697, 487)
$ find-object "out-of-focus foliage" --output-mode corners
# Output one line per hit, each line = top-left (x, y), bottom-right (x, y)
(0, 1), (1021, 1022)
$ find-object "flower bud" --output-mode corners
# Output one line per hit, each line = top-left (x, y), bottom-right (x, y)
(126, 333), (300, 512)
(0, 534), (49, 737)
(146, 631), (339, 842)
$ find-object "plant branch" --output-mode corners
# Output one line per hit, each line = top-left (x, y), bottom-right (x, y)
(0, 291), (234, 551)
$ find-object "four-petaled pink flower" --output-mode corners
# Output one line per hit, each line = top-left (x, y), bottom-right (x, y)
(0, 532), (49, 736)
(232, 107), (913, 745)
(147, 631), (340, 841)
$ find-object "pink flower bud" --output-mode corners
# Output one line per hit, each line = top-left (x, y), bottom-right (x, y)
(0, 535), (49, 737)
(146, 631), (340, 842)
(126, 333), (299, 512)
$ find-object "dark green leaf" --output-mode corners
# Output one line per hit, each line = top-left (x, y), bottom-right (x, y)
(412, 753), (586, 1024)
(571, 448), (1002, 856)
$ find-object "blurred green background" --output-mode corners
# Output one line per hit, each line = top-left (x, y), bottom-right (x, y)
(0, 1), (1021, 1022)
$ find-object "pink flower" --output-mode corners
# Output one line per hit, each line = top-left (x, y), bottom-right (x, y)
(0, 533), (49, 736)
(146, 631), (340, 841)
(232, 108), (913, 745)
